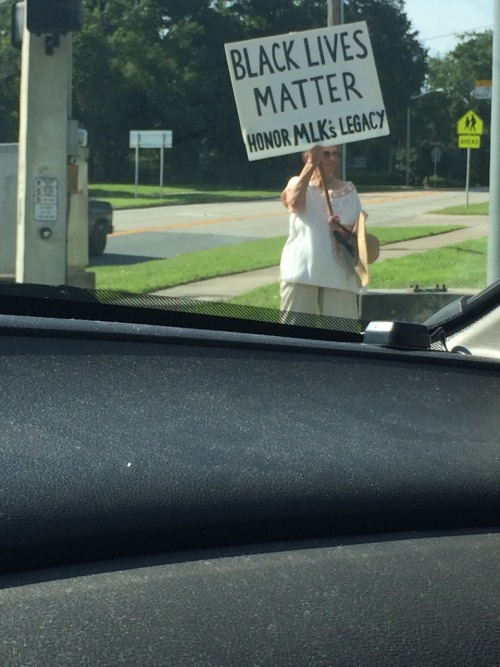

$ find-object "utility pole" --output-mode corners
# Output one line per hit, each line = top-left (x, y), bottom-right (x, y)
(16, 0), (83, 286)
(327, 0), (342, 26)
(16, 27), (72, 285)
(326, 0), (346, 180)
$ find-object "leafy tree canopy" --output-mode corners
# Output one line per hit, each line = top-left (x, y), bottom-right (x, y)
(1, 0), (430, 185)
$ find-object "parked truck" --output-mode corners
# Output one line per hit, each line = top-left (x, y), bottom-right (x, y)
(88, 199), (113, 256)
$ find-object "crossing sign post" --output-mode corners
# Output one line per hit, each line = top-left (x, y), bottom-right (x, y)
(456, 110), (484, 208)
(457, 110), (484, 149)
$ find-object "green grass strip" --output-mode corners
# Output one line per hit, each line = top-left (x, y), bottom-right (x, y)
(90, 183), (281, 209)
(369, 237), (486, 289)
(91, 225), (463, 293)
(430, 202), (488, 216)
(230, 238), (487, 309)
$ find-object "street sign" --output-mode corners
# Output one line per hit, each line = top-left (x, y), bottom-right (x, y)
(458, 135), (481, 149)
(33, 177), (58, 221)
(475, 79), (492, 100)
(129, 130), (173, 148)
(456, 110), (484, 136)
(129, 130), (173, 199)
(430, 146), (441, 162)
(456, 110), (484, 209)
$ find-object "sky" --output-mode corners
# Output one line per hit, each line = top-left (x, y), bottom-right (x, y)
(403, 0), (494, 57)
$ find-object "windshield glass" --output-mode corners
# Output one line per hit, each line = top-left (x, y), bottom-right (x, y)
(0, 0), (495, 334)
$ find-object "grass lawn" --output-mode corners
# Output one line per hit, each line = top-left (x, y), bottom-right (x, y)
(230, 238), (487, 310)
(368, 237), (486, 289)
(431, 201), (488, 216)
(89, 183), (425, 208)
(90, 183), (281, 208)
(91, 225), (463, 293)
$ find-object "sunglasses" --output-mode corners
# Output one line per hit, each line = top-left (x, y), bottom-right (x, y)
(323, 151), (341, 158)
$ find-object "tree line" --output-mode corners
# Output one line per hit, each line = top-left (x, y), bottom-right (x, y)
(0, 0), (492, 187)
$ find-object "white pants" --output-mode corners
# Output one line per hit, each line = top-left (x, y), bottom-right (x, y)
(280, 280), (359, 320)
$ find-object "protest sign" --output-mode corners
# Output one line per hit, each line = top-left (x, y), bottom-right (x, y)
(225, 22), (389, 161)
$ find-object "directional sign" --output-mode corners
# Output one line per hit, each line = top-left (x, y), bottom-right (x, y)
(458, 135), (481, 149)
(129, 130), (173, 149)
(456, 110), (484, 136)
(475, 80), (492, 100)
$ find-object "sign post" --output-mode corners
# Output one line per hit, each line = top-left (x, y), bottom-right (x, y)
(430, 145), (441, 179)
(224, 22), (389, 162)
(456, 110), (484, 209)
(129, 130), (173, 198)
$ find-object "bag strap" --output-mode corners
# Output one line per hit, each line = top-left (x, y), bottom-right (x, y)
(353, 211), (370, 287)
(318, 164), (357, 262)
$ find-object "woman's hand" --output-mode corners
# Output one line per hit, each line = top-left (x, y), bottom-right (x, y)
(304, 145), (323, 168)
(283, 146), (323, 212)
(329, 216), (354, 239)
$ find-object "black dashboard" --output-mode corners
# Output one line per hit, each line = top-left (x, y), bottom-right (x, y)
(0, 313), (499, 665)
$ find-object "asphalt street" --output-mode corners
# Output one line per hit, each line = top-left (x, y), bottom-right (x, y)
(89, 188), (489, 268)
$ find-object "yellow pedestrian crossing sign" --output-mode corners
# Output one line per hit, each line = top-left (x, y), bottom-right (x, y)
(457, 110), (484, 136)
(458, 135), (481, 149)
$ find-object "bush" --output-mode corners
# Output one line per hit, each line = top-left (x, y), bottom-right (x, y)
(353, 171), (405, 186)
(424, 175), (462, 188)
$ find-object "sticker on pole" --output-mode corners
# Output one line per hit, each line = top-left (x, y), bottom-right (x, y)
(33, 177), (58, 222)
(225, 21), (389, 161)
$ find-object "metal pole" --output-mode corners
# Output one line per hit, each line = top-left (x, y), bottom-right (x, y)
(405, 106), (410, 186)
(405, 89), (444, 189)
(327, 0), (341, 26)
(465, 148), (471, 209)
(160, 142), (164, 200)
(487, 0), (500, 283)
(134, 141), (139, 198)
(327, 1), (346, 179)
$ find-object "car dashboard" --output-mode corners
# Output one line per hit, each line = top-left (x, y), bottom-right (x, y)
(0, 309), (499, 665)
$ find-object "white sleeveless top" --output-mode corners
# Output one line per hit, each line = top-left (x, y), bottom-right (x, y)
(280, 179), (362, 293)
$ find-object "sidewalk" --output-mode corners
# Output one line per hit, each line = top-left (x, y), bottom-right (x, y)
(153, 215), (488, 301)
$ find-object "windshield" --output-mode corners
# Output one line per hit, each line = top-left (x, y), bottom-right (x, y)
(0, 0), (495, 339)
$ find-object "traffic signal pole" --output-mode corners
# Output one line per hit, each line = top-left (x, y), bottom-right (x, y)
(16, 26), (71, 285)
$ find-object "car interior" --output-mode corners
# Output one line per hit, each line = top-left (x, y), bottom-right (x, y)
(0, 284), (499, 665)
(1, 0), (499, 663)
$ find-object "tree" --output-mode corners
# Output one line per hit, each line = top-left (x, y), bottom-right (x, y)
(0, 4), (21, 144)
(342, 0), (428, 181)
(73, 0), (428, 186)
(426, 31), (492, 185)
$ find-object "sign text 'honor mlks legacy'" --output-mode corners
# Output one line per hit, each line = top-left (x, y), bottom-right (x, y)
(225, 21), (389, 161)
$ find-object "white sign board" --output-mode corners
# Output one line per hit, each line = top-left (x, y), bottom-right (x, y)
(225, 21), (389, 161)
(129, 130), (173, 198)
(33, 177), (58, 222)
(431, 146), (442, 162)
(475, 86), (492, 100)
(475, 79), (492, 100)
(129, 130), (173, 149)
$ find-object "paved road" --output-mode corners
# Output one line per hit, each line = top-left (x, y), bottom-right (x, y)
(90, 188), (489, 267)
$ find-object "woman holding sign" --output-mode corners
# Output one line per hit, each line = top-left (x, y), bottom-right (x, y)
(280, 145), (365, 320)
